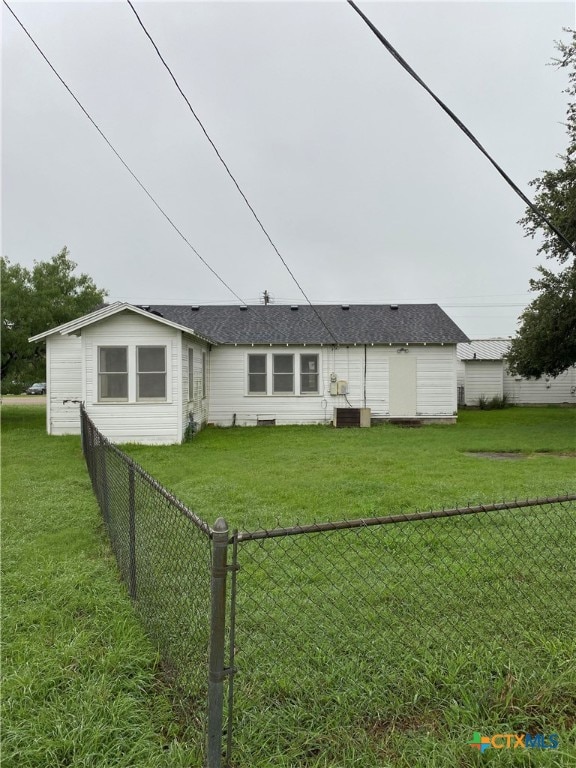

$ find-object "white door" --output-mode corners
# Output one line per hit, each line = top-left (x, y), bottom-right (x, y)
(389, 354), (417, 417)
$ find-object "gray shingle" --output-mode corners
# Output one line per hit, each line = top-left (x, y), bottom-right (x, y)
(140, 304), (469, 345)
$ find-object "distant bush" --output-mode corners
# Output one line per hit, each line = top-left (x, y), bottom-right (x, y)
(478, 393), (512, 410)
(1, 380), (27, 395)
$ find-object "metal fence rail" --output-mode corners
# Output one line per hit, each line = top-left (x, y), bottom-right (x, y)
(80, 406), (576, 768)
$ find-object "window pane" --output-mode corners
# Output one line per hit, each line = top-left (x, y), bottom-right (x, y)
(100, 347), (127, 373)
(273, 355), (294, 393)
(301, 354), (317, 373)
(138, 373), (166, 398)
(100, 373), (128, 399)
(136, 346), (167, 399)
(274, 355), (293, 374)
(248, 355), (267, 393)
(249, 373), (266, 393)
(138, 347), (165, 372)
(301, 374), (318, 393)
(300, 354), (319, 393)
(99, 347), (128, 400)
(274, 374), (293, 393)
(249, 355), (266, 374)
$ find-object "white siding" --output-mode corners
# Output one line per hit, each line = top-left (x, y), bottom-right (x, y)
(504, 367), (576, 404)
(460, 360), (576, 406)
(208, 344), (458, 426)
(463, 361), (504, 406)
(82, 313), (182, 445)
(457, 360), (465, 388)
(47, 334), (83, 434)
(365, 346), (389, 418)
(209, 345), (332, 426)
(417, 347), (458, 416)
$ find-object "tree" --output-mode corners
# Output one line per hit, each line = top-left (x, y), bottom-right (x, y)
(1, 247), (107, 388)
(507, 263), (576, 379)
(508, 29), (576, 378)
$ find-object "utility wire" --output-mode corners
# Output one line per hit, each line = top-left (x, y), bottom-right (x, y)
(126, 0), (340, 345)
(347, 0), (575, 258)
(6, 2), (338, 346)
(4, 0), (248, 305)
(6, 0), (339, 344)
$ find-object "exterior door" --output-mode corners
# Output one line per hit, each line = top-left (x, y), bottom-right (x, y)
(389, 354), (417, 417)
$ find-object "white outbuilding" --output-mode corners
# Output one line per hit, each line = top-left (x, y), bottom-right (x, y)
(457, 339), (576, 407)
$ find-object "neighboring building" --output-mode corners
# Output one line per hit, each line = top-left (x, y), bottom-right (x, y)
(457, 339), (576, 407)
(30, 302), (469, 444)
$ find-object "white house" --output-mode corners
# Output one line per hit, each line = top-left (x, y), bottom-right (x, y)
(30, 302), (469, 444)
(457, 339), (576, 406)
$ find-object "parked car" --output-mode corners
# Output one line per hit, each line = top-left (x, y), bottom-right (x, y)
(25, 382), (47, 395)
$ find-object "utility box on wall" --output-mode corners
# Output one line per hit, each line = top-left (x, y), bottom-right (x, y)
(333, 408), (371, 428)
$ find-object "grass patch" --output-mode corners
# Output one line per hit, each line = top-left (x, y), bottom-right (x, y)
(1, 405), (203, 767)
(123, 407), (576, 530)
(3, 406), (575, 767)
(119, 407), (575, 766)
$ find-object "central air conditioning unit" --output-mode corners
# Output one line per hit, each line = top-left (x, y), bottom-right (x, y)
(333, 408), (371, 428)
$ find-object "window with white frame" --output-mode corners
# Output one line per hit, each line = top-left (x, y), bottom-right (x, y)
(188, 348), (194, 401)
(248, 354), (267, 394)
(273, 354), (294, 394)
(137, 346), (166, 399)
(98, 347), (128, 400)
(300, 354), (319, 393)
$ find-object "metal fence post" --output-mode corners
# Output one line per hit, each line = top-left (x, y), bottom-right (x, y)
(128, 464), (137, 600)
(207, 518), (229, 768)
(80, 405), (86, 457)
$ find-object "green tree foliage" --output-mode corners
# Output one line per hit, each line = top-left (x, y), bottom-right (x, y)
(1, 247), (107, 388)
(508, 262), (576, 379)
(508, 30), (576, 379)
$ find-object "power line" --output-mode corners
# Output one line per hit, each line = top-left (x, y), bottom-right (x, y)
(5, 0), (340, 344)
(5, 2), (339, 346)
(125, 0), (340, 345)
(3, 0), (248, 306)
(347, 0), (575, 258)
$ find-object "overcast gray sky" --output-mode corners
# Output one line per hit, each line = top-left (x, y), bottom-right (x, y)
(3, 0), (574, 338)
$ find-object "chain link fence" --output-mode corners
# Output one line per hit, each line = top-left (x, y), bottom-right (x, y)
(227, 499), (576, 766)
(81, 407), (576, 767)
(80, 406), (214, 751)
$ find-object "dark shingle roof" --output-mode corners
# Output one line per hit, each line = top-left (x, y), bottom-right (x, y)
(139, 304), (469, 345)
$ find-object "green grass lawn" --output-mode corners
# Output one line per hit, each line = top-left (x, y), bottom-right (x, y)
(2, 406), (203, 768)
(123, 407), (576, 530)
(3, 405), (575, 767)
